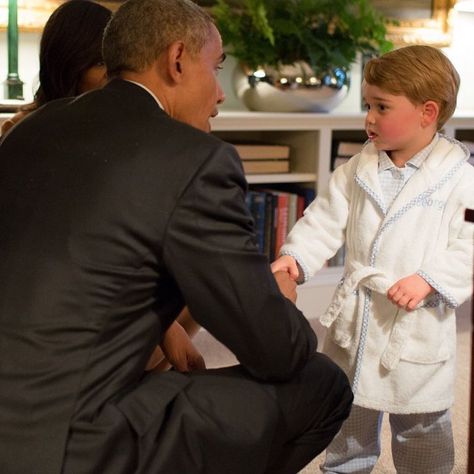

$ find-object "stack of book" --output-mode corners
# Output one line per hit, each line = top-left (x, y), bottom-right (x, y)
(245, 185), (316, 260)
(331, 140), (365, 170)
(233, 143), (290, 174)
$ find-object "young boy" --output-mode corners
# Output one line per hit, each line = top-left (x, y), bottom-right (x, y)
(271, 45), (474, 473)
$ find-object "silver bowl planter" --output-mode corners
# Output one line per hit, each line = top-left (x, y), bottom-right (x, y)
(233, 61), (350, 113)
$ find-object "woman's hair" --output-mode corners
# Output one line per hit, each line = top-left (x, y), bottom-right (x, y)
(32, 0), (111, 108)
(364, 45), (460, 129)
(103, 0), (214, 78)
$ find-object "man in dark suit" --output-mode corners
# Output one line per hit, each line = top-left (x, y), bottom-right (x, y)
(0, 0), (352, 472)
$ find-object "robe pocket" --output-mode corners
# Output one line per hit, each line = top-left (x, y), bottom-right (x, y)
(399, 309), (455, 364)
(327, 291), (359, 349)
(115, 370), (190, 437)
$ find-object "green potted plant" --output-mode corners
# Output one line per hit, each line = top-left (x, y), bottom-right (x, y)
(211, 0), (393, 112)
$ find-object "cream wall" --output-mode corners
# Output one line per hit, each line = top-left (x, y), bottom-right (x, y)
(445, 8), (474, 113)
(1, 7), (473, 111)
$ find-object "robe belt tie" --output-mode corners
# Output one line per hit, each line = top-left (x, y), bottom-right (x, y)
(319, 265), (414, 371)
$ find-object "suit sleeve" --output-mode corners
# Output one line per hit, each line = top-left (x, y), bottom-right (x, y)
(162, 142), (316, 382)
(280, 162), (351, 282)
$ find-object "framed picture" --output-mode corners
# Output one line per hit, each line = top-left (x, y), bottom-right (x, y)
(371, 0), (456, 47)
(0, 0), (456, 47)
(0, 0), (62, 31)
(0, 0), (122, 31)
(196, 0), (456, 48)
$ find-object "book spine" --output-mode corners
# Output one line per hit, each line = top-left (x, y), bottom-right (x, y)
(263, 192), (274, 259)
(296, 195), (305, 219)
(270, 193), (279, 260)
(287, 192), (298, 235)
(274, 193), (289, 258)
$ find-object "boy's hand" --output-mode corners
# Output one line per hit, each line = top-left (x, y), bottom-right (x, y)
(387, 274), (434, 311)
(271, 255), (299, 281)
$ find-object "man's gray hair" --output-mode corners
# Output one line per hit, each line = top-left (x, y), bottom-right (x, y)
(103, 0), (214, 77)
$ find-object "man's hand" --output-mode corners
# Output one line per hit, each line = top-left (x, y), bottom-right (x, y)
(160, 321), (206, 372)
(274, 270), (297, 303)
(271, 255), (299, 281)
(387, 273), (433, 311)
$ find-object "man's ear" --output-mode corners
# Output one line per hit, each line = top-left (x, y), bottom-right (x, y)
(167, 41), (186, 83)
(421, 100), (439, 128)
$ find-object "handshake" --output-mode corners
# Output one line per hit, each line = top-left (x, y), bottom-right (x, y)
(271, 255), (301, 304)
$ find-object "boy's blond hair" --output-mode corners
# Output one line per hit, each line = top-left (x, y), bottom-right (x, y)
(364, 45), (460, 129)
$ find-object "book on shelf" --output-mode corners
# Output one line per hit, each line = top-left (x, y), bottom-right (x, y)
(264, 192), (278, 258)
(256, 182), (316, 210)
(245, 185), (313, 260)
(336, 141), (365, 157)
(242, 159), (290, 174)
(287, 192), (299, 234)
(333, 156), (351, 169)
(331, 139), (365, 171)
(233, 143), (290, 160)
(273, 192), (289, 259)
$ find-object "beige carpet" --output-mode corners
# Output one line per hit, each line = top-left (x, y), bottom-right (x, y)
(194, 300), (471, 474)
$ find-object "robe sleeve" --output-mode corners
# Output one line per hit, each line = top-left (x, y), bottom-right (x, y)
(280, 161), (352, 282)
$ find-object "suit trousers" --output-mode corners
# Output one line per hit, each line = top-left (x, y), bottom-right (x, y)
(63, 352), (352, 474)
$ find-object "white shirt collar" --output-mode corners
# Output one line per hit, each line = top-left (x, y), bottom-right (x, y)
(378, 133), (439, 172)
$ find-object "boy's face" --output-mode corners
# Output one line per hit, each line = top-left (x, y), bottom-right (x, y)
(362, 82), (435, 165)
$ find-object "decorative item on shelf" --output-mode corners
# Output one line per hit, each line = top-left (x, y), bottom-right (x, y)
(233, 61), (349, 113)
(212, 0), (392, 113)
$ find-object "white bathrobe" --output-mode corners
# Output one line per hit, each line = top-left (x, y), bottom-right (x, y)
(281, 135), (474, 414)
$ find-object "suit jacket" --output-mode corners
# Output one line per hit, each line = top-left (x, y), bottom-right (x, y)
(0, 79), (316, 473)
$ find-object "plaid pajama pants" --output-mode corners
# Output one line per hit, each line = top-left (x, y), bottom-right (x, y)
(321, 404), (454, 473)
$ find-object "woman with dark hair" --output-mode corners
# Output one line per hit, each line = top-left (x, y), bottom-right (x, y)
(1, 0), (112, 134)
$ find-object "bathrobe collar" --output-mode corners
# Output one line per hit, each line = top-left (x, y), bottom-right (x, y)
(355, 134), (469, 217)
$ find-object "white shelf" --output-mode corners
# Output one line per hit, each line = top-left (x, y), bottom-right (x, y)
(246, 172), (316, 184)
(211, 110), (366, 131)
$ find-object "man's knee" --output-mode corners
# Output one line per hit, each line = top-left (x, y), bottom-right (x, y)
(303, 352), (352, 405)
(273, 353), (352, 433)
